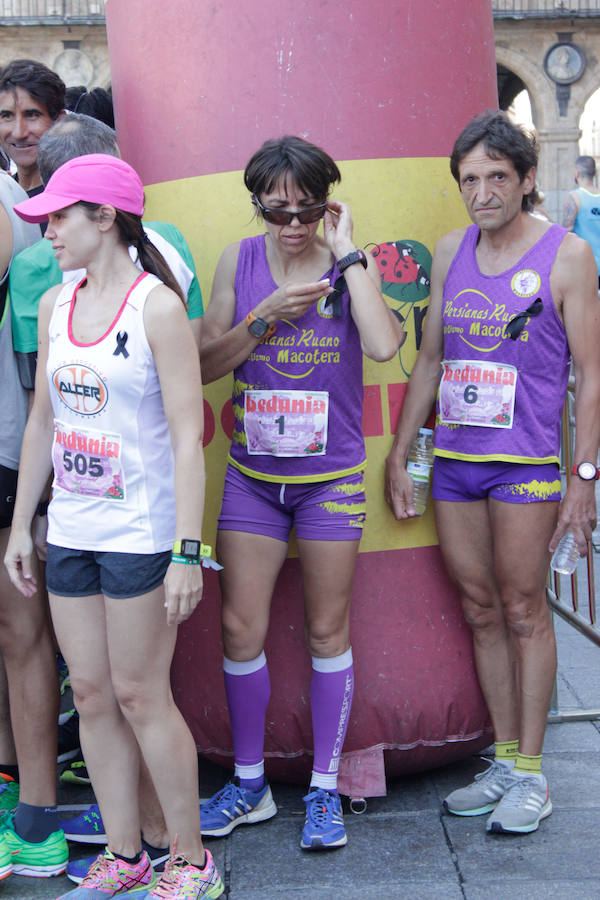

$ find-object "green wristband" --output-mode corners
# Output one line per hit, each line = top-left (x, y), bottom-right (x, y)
(171, 553), (201, 565)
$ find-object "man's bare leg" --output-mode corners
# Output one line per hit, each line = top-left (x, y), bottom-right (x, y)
(490, 498), (558, 757)
(435, 499), (520, 741)
(438, 497), (558, 831)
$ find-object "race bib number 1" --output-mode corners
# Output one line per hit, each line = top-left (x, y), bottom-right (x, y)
(439, 360), (517, 429)
(244, 389), (329, 456)
(52, 420), (126, 500)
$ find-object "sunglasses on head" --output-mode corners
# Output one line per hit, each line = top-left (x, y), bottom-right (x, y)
(252, 196), (327, 226)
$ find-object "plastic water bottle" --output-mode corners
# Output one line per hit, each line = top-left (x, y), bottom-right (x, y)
(407, 427), (434, 515)
(550, 532), (580, 575)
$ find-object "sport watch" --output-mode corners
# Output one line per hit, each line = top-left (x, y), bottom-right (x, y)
(572, 462), (600, 481)
(337, 249), (368, 274)
(172, 539), (202, 560)
(246, 311), (276, 340)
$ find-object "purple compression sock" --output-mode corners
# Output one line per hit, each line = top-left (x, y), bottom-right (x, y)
(310, 648), (354, 794)
(224, 652), (270, 791)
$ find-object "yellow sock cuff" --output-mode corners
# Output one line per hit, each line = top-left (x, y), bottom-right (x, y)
(494, 740), (519, 761)
(514, 752), (542, 774)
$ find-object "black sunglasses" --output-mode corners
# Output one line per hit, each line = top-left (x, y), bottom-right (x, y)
(252, 196), (327, 226)
(505, 297), (543, 341)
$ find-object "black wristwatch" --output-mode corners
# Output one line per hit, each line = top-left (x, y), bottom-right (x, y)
(337, 249), (368, 274)
(172, 539), (202, 561)
(572, 462), (600, 481)
(246, 311), (275, 339)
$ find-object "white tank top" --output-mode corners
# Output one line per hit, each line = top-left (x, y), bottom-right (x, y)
(46, 272), (176, 553)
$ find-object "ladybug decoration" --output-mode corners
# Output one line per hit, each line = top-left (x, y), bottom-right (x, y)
(370, 239), (433, 376)
(371, 240), (431, 304)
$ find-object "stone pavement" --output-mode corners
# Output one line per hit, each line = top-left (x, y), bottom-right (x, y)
(4, 612), (599, 900)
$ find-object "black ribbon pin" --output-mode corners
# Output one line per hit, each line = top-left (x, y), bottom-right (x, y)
(505, 297), (543, 341)
(114, 331), (129, 358)
(323, 273), (346, 317)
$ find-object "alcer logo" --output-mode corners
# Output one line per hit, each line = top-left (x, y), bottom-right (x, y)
(52, 364), (108, 415)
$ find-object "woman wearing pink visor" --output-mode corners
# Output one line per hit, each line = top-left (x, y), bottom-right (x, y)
(5, 154), (224, 900)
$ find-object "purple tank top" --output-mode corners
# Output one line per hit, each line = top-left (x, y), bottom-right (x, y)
(435, 223), (570, 464)
(228, 235), (366, 482)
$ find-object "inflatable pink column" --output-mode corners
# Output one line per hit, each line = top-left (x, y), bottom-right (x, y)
(105, 0), (498, 797)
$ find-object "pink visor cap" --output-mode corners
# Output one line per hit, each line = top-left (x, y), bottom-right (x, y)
(14, 153), (145, 223)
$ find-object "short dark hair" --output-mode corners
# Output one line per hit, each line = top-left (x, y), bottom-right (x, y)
(0, 59), (65, 121)
(450, 110), (539, 211)
(38, 113), (118, 184)
(576, 155), (596, 180)
(65, 86), (114, 129)
(244, 136), (341, 201)
(64, 85), (87, 109)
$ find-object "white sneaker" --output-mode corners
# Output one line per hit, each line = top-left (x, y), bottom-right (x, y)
(443, 759), (516, 816)
(486, 772), (552, 834)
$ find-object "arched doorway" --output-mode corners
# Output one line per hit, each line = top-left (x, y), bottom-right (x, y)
(579, 85), (600, 165)
(497, 63), (526, 112)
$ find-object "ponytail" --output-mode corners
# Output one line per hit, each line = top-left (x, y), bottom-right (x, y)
(117, 211), (186, 306)
(78, 201), (187, 306)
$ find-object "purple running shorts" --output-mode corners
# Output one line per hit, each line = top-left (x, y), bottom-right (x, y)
(218, 464), (366, 541)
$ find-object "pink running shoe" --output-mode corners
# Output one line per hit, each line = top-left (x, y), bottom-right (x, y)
(142, 849), (224, 899)
(56, 848), (156, 898)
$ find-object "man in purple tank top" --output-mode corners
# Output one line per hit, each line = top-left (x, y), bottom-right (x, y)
(385, 111), (600, 836)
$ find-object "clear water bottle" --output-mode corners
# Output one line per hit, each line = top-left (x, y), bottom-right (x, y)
(407, 427), (434, 515)
(550, 532), (581, 575)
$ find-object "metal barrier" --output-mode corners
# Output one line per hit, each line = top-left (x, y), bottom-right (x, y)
(547, 376), (600, 722)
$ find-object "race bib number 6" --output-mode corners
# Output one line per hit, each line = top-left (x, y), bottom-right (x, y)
(244, 389), (329, 456)
(52, 420), (126, 500)
(439, 360), (517, 429)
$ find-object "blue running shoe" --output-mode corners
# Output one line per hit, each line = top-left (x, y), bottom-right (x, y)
(60, 804), (106, 843)
(67, 840), (169, 885)
(300, 788), (347, 849)
(200, 778), (277, 837)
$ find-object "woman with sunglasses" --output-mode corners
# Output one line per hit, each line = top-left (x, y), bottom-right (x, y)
(200, 136), (403, 849)
(5, 154), (224, 899)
